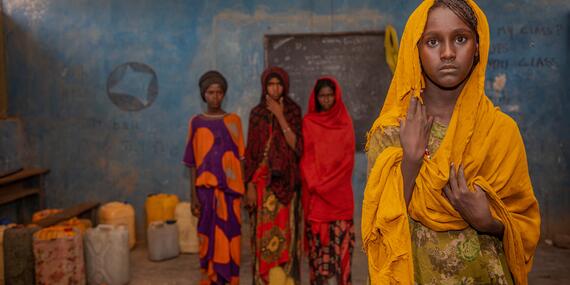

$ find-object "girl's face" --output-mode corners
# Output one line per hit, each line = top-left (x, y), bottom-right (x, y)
(317, 86), (335, 112)
(419, 7), (478, 90)
(204, 83), (224, 110)
(266, 77), (284, 100)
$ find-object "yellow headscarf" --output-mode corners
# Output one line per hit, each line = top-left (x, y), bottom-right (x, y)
(362, 1), (541, 284)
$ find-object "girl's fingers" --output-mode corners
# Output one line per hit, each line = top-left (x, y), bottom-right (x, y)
(449, 163), (459, 191)
(398, 117), (405, 129)
(442, 184), (453, 204)
(474, 184), (483, 193)
(416, 98), (422, 119)
(426, 116), (434, 133)
(458, 165), (469, 193)
(407, 97), (417, 119)
(266, 100), (276, 111)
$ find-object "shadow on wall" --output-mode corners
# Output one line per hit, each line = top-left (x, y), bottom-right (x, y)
(2, 9), (191, 240)
(4, 12), (102, 202)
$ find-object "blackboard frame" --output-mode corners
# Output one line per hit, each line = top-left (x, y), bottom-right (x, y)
(264, 31), (387, 65)
(263, 31), (392, 151)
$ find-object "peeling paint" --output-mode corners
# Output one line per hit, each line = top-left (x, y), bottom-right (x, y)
(214, 7), (389, 31)
(4, 0), (48, 24)
(493, 73), (507, 92)
(505, 104), (520, 113)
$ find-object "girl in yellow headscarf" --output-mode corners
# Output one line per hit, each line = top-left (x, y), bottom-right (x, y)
(362, 1), (540, 284)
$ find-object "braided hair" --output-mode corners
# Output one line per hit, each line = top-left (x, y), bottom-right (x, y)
(431, 0), (479, 63)
(432, 0), (478, 34)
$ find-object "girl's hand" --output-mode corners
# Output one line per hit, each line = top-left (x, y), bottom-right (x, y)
(191, 199), (201, 217)
(399, 97), (434, 163)
(443, 164), (503, 235)
(244, 182), (257, 210)
(266, 95), (285, 119)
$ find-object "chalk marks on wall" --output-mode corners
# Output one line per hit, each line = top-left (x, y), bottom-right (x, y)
(107, 62), (158, 111)
(489, 23), (563, 71)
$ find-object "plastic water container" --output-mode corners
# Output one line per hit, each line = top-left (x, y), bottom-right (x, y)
(175, 202), (199, 253)
(99, 201), (136, 249)
(147, 220), (180, 261)
(59, 217), (92, 235)
(0, 225), (6, 285)
(269, 266), (296, 285)
(0, 224), (16, 285)
(145, 193), (179, 225)
(4, 225), (40, 285)
(85, 224), (130, 285)
(32, 208), (63, 223)
(33, 226), (85, 285)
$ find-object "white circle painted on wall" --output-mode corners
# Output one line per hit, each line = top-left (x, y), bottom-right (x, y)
(107, 62), (158, 111)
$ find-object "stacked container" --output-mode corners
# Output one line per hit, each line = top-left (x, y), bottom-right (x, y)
(0, 225), (5, 285)
(147, 220), (180, 261)
(32, 208), (63, 223)
(98, 201), (136, 249)
(4, 225), (40, 285)
(59, 217), (92, 235)
(145, 193), (179, 225)
(85, 224), (130, 285)
(0, 224), (16, 285)
(175, 202), (199, 253)
(33, 226), (85, 285)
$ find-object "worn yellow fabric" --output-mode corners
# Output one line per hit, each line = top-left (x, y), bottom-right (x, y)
(361, 1), (541, 284)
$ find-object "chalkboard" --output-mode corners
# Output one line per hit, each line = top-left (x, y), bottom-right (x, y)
(265, 32), (392, 150)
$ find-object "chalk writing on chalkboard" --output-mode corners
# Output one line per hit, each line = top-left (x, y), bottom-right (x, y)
(265, 32), (392, 150)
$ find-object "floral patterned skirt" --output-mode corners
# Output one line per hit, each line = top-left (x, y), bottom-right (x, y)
(251, 165), (300, 284)
(410, 219), (514, 285)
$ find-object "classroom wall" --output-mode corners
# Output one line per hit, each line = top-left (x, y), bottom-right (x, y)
(0, 2), (6, 118)
(2, 0), (569, 240)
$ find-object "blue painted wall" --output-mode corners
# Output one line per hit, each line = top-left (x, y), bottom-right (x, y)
(2, 0), (569, 239)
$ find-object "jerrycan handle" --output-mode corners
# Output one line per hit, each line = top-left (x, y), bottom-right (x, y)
(150, 221), (165, 228)
(98, 224), (115, 232)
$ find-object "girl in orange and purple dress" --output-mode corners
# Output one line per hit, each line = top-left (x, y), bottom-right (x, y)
(183, 70), (245, 285)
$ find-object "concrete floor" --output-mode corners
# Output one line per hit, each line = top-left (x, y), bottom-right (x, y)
(130, 221), (368, 284)
(130, 224), (570, 285)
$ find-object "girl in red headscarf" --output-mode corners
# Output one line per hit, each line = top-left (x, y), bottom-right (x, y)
(301, 77), (355, 285)
(244, 66), (303, 284)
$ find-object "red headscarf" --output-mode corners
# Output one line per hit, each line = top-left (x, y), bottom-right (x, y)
(244, 66), (303, 205)
(301, 76), (355, 222)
